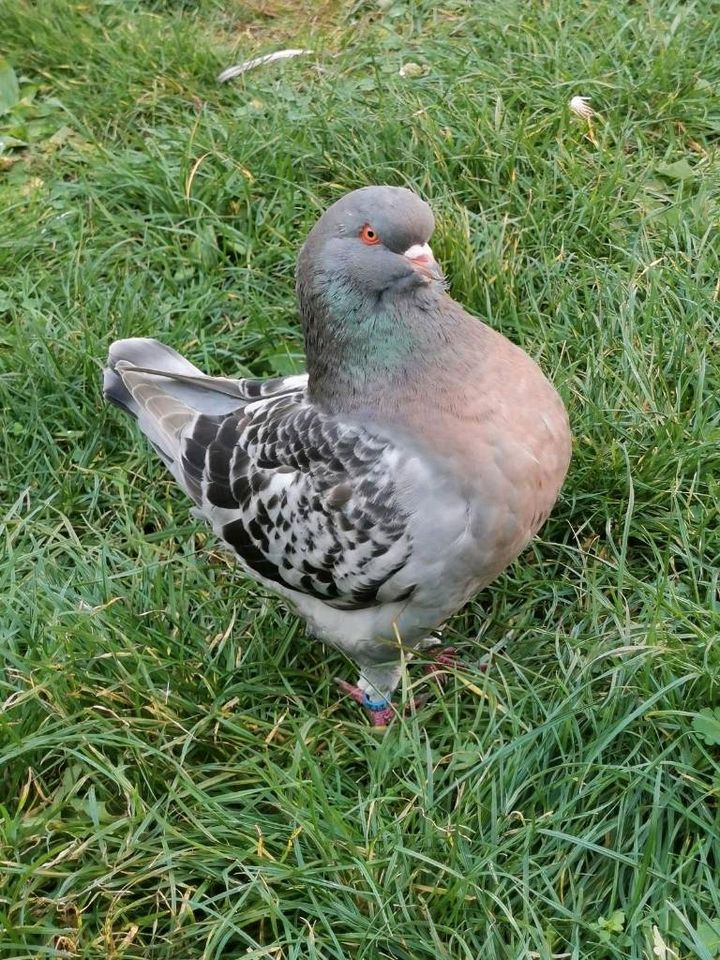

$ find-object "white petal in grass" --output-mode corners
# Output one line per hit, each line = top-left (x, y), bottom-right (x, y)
(569, 95), (595, 119)
(218, 49), (312, 83)
(651, 927), (678, 960)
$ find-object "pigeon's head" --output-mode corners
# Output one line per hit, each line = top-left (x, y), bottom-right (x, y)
(296, 185), (442, 301)
(297, 186), (451, 405)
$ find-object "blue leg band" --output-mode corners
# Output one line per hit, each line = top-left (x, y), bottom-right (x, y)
(362, 692), (391, 711)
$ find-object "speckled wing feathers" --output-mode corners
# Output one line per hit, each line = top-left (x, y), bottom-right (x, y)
(183, 395), (415, 609)
(105, 341), (415, 611)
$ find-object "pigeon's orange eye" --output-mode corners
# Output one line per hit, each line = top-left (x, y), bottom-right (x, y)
(359, 224), (380, 245)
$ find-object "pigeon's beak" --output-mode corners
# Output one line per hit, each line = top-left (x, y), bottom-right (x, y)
(403, 243), (442, 282)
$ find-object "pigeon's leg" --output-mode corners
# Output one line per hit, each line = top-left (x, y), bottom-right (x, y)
(424, 645), (492, 686)
(415, 630), (463, 682)
(335, 661), (403, 727)
(424, 645), (462, 677)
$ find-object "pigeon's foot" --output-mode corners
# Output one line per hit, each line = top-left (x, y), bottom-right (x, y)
(335, 678), (431, 727)
(335, 678), (395, 727)
(424, 645), (462, 683)
(424, 645), (490, 685)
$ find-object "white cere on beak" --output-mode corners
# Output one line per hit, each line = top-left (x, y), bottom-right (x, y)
(403, 242), (435, 263)
(403, 242), (442, 282)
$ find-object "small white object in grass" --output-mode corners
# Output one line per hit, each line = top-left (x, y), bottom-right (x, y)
(399, 62), (427, 79)
(218, 49), (312, 83)
(569, 95), (595, 119)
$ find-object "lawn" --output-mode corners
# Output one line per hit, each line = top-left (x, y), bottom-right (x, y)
(1, 0), (719, 957)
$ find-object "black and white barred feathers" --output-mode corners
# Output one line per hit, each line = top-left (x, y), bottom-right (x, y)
(104, 338), (416, 612)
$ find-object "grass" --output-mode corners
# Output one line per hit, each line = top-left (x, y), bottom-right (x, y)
(1, 0), (719, 956)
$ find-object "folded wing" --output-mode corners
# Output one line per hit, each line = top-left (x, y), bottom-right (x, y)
(104, 338), (416, 610)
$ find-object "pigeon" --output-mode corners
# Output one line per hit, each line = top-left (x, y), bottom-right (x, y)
(103, 185), (571, 726)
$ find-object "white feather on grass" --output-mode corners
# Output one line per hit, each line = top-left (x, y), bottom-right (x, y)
(569, 95), (595, 119)
(218, 49), (312, 83)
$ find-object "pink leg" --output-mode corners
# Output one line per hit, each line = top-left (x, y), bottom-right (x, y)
(424, 645), (461, 682)
(424, 647), (489, 683)
(426, 645), (460, 670)
(335, 678), (395, 727)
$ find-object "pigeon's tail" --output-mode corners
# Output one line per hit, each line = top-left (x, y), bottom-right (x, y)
(104, 338), (310, 488)
(103, 338), (252, 475)
(103, 338), (206, 418)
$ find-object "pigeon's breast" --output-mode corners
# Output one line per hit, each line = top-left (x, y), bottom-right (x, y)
(400, 332), (571, 592)
(466, 378), (568, 578)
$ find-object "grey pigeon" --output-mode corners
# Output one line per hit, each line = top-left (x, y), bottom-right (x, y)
(103, 185), (571, 726)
